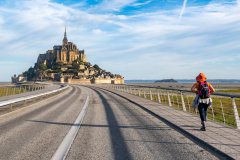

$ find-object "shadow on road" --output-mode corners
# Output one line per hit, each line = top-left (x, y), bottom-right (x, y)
(92, 88), (133, 160)
(26, 120), (80, 126)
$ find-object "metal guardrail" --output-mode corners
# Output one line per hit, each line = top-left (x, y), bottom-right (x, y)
(0, 84), (46, 97)
(0, 85), (69, 107)
(121, 84), (240, 98)
(104, 84), (240, 129)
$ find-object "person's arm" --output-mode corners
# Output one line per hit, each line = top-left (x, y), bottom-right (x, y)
(209, 83), (215, 94)
(191, 83), (198, 94)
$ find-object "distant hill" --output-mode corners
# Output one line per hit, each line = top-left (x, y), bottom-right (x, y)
(155, 79), (177, 83)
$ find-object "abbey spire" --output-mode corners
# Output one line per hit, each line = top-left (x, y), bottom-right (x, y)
(63, 26), (68, 46)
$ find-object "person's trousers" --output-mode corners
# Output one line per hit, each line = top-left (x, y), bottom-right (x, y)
(198, 103), (209, 121)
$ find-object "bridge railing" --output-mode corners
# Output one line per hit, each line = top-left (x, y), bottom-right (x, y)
(0, 84), (46, 97)
(0, 85), (69, 109)
(104, 84), (240, 129)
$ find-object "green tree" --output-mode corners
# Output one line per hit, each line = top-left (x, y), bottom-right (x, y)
(39, 64), (47, 81)
(72, 60), (79, 70)
(93, 64), (100, 70)
(24, 67), (36, 81)
(39, 63), (47, 71)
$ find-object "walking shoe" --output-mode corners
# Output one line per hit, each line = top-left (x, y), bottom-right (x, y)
(200, 127), (206, 131)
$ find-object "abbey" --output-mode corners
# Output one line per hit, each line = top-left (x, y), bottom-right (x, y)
(37, 27), (87, 67)
(13, 27), (124, 84)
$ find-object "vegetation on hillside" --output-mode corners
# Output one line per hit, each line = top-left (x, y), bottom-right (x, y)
(22, 57), (123, 81)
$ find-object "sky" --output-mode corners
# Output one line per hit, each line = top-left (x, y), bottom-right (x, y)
(0, 0), (240, 81)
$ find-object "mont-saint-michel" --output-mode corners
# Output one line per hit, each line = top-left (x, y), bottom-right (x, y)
(12, 27), (124, 84)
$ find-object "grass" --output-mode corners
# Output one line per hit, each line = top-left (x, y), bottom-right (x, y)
(0, 87), (27, 97)
(0, 85), (44, 97)
(217, 89), (240, 93)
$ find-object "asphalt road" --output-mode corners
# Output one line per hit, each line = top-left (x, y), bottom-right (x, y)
(0, 85), (218, 160)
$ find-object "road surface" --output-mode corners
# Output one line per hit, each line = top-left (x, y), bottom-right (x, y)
(0, 85), (217, 160)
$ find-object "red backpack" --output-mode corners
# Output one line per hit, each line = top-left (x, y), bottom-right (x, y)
(198, 81), (210, 99)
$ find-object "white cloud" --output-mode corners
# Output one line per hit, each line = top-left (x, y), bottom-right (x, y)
(131, 0), (152, 7)
(0, 0), (240, 81)
(88, 0), (137, 12)
(0, 16), (4, 24)
(92, 29), (105, 34)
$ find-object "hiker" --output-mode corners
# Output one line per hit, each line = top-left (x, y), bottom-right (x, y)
(191, 72), (215, 131)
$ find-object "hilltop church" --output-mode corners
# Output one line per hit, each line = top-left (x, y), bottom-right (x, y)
(37, 27), (87, 67)
(13, 27), (124, 84)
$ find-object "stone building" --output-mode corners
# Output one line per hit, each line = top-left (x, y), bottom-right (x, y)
(17, 27), (124, 84)
(36, 27), (87, 68)
(12, 74), (26, 83)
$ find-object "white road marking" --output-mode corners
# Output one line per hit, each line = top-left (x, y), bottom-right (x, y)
(51, 96), (89, 160)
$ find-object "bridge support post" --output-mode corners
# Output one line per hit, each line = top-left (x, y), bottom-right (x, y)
(171, 92), (175, 106)
(186, 95), (190, 111)
(220, 100), (226, 125)
(176, 94), (179, 109)
(144, 89), (146, 98)
(150, 90), (153, 101)
(167, 92), (172, 107)
(180, 92), (186, 111)
(232, 98), (240, 129)
(157, 91), (161, 103)
(163, 92), (166, 103)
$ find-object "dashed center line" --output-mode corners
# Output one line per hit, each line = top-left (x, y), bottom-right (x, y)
(51, 96), (89, 160)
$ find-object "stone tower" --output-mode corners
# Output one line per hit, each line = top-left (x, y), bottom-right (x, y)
(37, 26), (87, 66)
(62, 26), (68, 46)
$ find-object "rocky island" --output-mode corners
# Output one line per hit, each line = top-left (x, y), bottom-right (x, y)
(12, 27), (124, 84)
(155, 79), (177, 83)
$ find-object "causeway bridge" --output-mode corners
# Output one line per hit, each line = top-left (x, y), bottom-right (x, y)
(0, 83), (239, 160)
